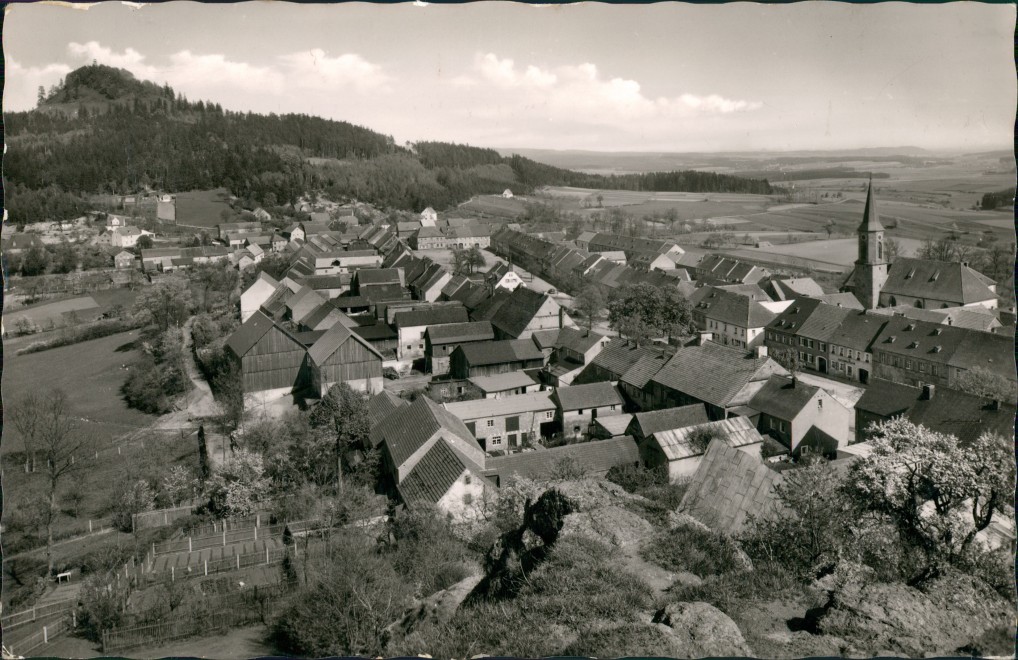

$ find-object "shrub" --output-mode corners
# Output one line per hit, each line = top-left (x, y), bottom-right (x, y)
(669, 561), (801, 615)
(607, 462), (668, 492)
(110, 479), (156, 532)
(640, 524), (744, 578)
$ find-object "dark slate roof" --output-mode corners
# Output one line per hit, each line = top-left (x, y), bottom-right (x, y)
(619, 354), (671, 389)
(301, 302), (347, 330)
(694, 288), (777, 328)
(333, 295), (372, 310)
(767, 297), (851, 341)
(352, 323), (398, 341)
(870, 318), (1014, 380)
(455, 339), (543, 366)
(470, 289), (512, 322)
(585, 338), (673, 380)
(555, 382), (623, 411)
(651, 342), (787, 409)
(398, 439), (486, 508)
(813, 292), (864, 310)
(363, 283), (408, 304)
(881, 257), (997, 304)
(484, 436), (641, 481)
(870, 305), (1000, 332)
(307, 321), (384, 365)
(856, 379), (1016, 445)
(747, 375), (821, 421)
(393, 305), (468, 328)
(556, 327), (606, 354)
(825, 311), (888, 352)
(301, 274), (351, 290)
(357, 268), (402, 286)
(226, 311), (286, 357)
(631, 404), (710, 437)
(857, 181), (884, 232)
(374, 396), (480, 465)
(490, 287), (552, 338)
(425, 321), (495, 345)
(679, 438), (785, 535)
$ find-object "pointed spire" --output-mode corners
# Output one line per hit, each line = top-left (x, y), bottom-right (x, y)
(858, 176), (884, 232)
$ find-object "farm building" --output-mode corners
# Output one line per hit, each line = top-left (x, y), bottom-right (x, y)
(449, 339), (545, 379)
(241, 272), (281, 322)
(114, 250), (136, 269)
(641, 416), (765, 483)
(488, 286), (576, 339)
(397, 438), (492, 522)
(469, 371), (540, 399)
(299, 301), (352, 332)
(367, 390), (407, 428)
(746, 375), (852, 455)
(444, 391), (558, 453)
(693, 255), (768, 285)
(626, 404), (710, 443)
(590, 414), (635, 440)
(394, 305), (470, 360)
(424, 321), (495, 375)
(352, 322), (400, 358)
(305, 322), (384, 396)
(585, 233), (684, 259)
(554, 382), (625, 438)
(618, 353), (672, 411)
(226, 311), (310, 401)
(483, 436), (641, 486)
(484, 262), (525, 292)
(574, 338), (673, 385)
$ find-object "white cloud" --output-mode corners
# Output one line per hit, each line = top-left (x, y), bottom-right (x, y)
(3, 58), (73, 111)
(278, 49), (390, 92)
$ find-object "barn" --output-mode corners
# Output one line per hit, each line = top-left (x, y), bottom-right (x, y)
(226, 311), (309, 402)
(305, 322), (385, 396)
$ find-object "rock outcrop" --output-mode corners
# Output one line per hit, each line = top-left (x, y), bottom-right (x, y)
(652, 601), (755, 657)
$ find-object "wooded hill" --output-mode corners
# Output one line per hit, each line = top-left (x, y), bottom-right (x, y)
(5, 64), (774, 224)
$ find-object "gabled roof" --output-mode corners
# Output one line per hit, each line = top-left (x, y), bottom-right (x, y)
(398, 439), (488, 508)
(813, 292), (864, 310)
(485, 436), (640, 481)
(454, 339), (544, 366)
(356, 268), (402, 286)
(871, 317), (1014, 380)
(489, 287), (554, 338)
(394, 305), (468, 328)
(531, 329), (561, 351)
(869, 305), (1001, 332)
(555, 382), (623, 411)
(374, 396), (481, 466)
(555, 327), (606, 355)
(632, 404), (710, 438)
(368, 391), (408, 428)
(306, 320), (384, 365)
(584, 338), (672, 380)
(593, 414), (636, 437)
(694, 288), (777, 328)
(226, 311), (300, 357)
(468, 371), (538, 393)
(301, 301), (350, 331)
(825, 311), (887, 352)
(651, 342), (787, 409)
(652, 416), (764, 461)
(470, 288), (512, 322)
(679, 438), (784, 535)
(444, 391), (555, 421)
(767, 297), (851, 341)
(748, 375), (822, 421)
(881, 257), (996, 304)
(363, 283), (407, 304)
(619, 353), (671, 389)
(352, 323), (398, 341)
(425, 321), (495, 345)
(765, 277), (824, 301)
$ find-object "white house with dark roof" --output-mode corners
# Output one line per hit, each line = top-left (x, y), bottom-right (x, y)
(242, 272), (282, 322)
(554, 382), (625, 438)
(444, 391), (557, 452)
(394, 304), (470, 360)
(420, 207), (439, 227)
(746, 375), (851, 455)
(469, 371), (540, 399)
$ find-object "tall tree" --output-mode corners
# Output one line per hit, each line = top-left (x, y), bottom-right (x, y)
(573, 285), (605, 336)
(132, 280), (193, 330)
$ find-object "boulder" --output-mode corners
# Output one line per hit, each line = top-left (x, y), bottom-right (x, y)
(560, 506), (656, 548)
(392, 573), (483, 636)
(652, 601), (755, 657)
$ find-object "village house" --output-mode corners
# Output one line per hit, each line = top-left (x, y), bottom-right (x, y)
(761, 276), (825, 301)
(691, 288), (785, 349)
(299, 274), (352, 299)
(693, 254), (768, 285)
(368, 391), (407, 428)
(764, 298), (853, 375)
(630, 253), (678, 272)
(113, 250), (136, 269)
(869, 317), (1016, 390)
(298, 301), (353, 332)
(821, 311), (888, 383)
(394, 305), (469, 361)
(420, 207), (439, 227)
(352, 268), (404, 295)
(484, 262), (525, 292)
(854, 380), (1016, 445)
(640, 416), (765, 483)
(449, 339), (545, 379)
(625, 404), (710, 444)
(469, 371), (540, 399)
(869, 304), (1003, 333)
(502, 189), (514, 198)
(553, 382), (625, 438)
(482, 436), (641, 486)
(646, 341), (788, 420)
(574, 338), (673, 385)
(424, 321), (495, 375)
(488, 286), (576, 339)
(111, 226), (154, 249)
(242, 273), (283, 323)
(409, 262), (453, 302)
(305, 322), (384, 396)
(746, 375), (852, 456)
(444, 392), (558, 453)
(618, 353), (672, 410)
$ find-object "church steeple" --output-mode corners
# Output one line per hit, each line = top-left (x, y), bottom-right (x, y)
(857, 177), (884, 232)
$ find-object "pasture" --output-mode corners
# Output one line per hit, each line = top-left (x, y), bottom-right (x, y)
(174, 189), (233, 228)
(739, 236), (925, 267)
(457, 195), (529, 218)
(1, 330), (155, 453)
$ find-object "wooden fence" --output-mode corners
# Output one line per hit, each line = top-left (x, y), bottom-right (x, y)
(151, 522), (287, 556)
(102, 583), (290, 653)
(140, 545), (297, 586)
(2, 613), (73, 657)
(182, 512), (266, 537)
(0, 598), (77, 630)
(132, 504), (198, 532)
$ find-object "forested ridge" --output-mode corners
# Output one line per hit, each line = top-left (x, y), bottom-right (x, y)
(5, 64), (774, 224)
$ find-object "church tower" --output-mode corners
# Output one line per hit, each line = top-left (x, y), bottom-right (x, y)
(848, 179), (888, 309)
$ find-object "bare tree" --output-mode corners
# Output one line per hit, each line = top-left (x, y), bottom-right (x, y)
(32, 389), (94, 575)
(9, 392), (43, 473)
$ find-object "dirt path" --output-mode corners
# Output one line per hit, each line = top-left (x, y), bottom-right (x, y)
(179, 316), (219, 419)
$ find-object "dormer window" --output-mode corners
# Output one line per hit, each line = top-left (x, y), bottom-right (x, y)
(906, 268), (916, 279)
(909, 341), (919, 349)
(929, 270), (940, 282)
(887, 336), (896, 343)
(932, 346), (942, 353)
(905, 323), (916, 331)
(932, 328), (942, 336)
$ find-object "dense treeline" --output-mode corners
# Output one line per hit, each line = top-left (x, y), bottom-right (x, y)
(731, 168), (891, 182)
(7, 63), (776, 223)
(508, 154), (774, 194)
(979, 188), (1015, 210)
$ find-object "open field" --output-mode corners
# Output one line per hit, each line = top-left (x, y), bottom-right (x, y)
(737, 236), (926, 267)
(174, 188), (233, 228)
(457, 194), (530, 218)
(1, 330), (155, 452)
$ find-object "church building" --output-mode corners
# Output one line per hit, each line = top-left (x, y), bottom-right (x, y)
(842, 182), (997, 310)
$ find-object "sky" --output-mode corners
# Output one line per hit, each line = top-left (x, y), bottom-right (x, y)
(4, 2), (1015, 153)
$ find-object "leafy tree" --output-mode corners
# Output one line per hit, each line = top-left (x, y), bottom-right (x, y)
(771, 347), (801, 378)
(205, 449), (270, 518)
(465, 245), (487, 274)
(50, 242), (79, 274)
(607, 283), (692, 346)
(845, 418), (1014, 581)
(131, 280), (193, 331)
(573, 285), (605, 336)
(952, 367), (1017, 405)
(20, 245), (50, 276)
(309, 384), (371, 493)
(191, 261), (239, 312)
(78, 572), (129, 641)
(161, 465), (197, 507)
(110, 479), (156, 532)
(136, 234), (154, 249)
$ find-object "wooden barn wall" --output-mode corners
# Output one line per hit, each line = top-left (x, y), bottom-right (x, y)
(317, 338), (383, 386)
(241, 325), (307, 392)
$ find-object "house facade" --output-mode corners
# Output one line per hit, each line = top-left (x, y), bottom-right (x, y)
(554, 382), (625, 438)
(444, 392), (557, 452)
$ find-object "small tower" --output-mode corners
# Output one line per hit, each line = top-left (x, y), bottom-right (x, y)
(848, 179), (888, 309)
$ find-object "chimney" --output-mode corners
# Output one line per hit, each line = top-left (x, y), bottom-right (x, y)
(754, 345), (768, 358)
(699, 332), (713, 346)
(558, 306), (565, 329)
(921, 383), (935, 400)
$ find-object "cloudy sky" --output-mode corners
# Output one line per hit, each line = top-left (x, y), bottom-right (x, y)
(4, 2), (1015, 152)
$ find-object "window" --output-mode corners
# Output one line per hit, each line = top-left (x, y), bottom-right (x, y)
(489, 435), (502, 446)
(464, 475), (472, 484)
(799, 337), (806, 347)
(847, 366), (853, 376)
(905, 360), (911, 369)
(769, 418), (776, 430)
(545, 411), (554, 420)
(865, 354), (870, 363)
(807, 354), (815, 364)
(610, 405), (616, 411)
(578, 409), (584, 415)
(856, 350), (862, 360)
(931, 365), (939, 376)
(918, 362), (925, 373)
(819, 343), (826, 352)
(807, 339), (814, 349)
(779, 421), (786, 433)
(486, 419), (494, 427)
(799, 351), (807, 362)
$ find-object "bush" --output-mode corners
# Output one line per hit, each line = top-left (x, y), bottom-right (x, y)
(607, 462), (668, 493)
(16, 318), (141, 354)
(110, 479), (156, 532)
(640, 524), (745, 578)
(669, 561), (801, 615)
